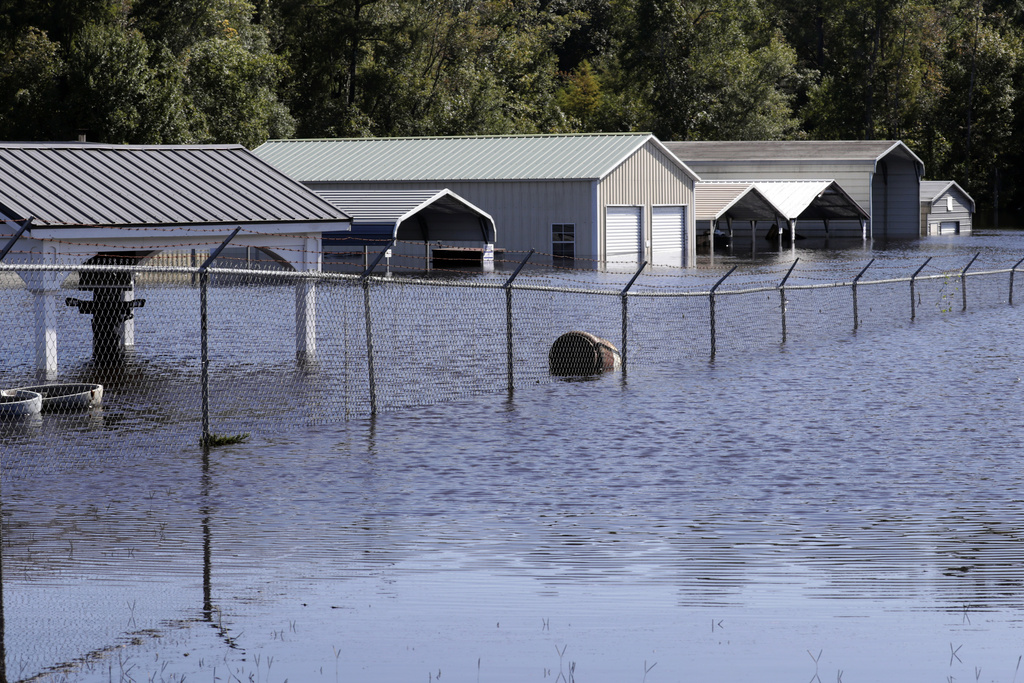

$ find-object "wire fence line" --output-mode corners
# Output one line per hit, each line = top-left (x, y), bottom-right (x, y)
(1, 251), (1022, 466)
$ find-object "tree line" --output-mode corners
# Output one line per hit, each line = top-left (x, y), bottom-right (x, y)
(1, 0), (1022, 223)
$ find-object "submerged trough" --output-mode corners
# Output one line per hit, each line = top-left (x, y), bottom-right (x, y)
(3, 383), (103, 414)
(0, 389), (43, 418)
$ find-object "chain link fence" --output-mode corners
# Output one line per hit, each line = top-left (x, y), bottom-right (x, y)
(3, 249), (1022, 470)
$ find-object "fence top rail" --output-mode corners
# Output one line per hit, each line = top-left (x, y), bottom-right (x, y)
(1, 262), (1020, 298)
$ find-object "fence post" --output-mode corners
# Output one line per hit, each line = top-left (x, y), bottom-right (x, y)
(360, 239), (396, 416)
(960, 252), (980, 312)
(778, 258), (799, 344)
(620, 261), (647, 376)
(709, 266), (737, 360)
(503, 250), (534, 398)
(200, 227), (241, 448)
(1010, 255), (1024, 305)
(909, 257), (931, 321)
(852, 259), (874, 331)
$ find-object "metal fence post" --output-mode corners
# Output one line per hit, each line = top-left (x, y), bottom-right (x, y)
(709, 266), (737, 360)
(200, 227), (241, 447)
(360, 239), (396, 416)
(503, 250), (534, 397)
(960, 252), (980, 312)
(1009, 255), (1024, 305)
(909, 257), (931, 321)
(852, 259), (874, 331)
(778, 258), (799, 344)
(620, 261), (647, 376)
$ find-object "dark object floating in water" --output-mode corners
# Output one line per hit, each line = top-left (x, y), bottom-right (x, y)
(0, 389), (42, 418)
(10, 383), (103, 412)
(549, 331), (621, 376)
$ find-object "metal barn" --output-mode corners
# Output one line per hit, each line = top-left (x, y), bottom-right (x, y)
(664, 140), (925, 240)
(920, 180), (974, 235)
(254, 133), (700, 269)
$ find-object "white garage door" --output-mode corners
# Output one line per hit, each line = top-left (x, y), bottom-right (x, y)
(939, 221), (960, 235)
(651, 206), (685, 267)
(605, 206), (642, 265)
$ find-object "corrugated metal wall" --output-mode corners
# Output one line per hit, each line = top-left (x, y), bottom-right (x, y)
(307, 179), (594, 262)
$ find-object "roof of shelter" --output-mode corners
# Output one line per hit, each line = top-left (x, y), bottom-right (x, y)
(695, 183), (784, 222)
(0, 142), (351, 229)
(664, 140), (925, 175)
(254, 133), (701, 183)
(920, 180), (975, 213)
(700, 180), (869, 222)
(316, 189), (496, 244)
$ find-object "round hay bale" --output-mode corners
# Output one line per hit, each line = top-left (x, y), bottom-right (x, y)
(548, 331), (621, 376)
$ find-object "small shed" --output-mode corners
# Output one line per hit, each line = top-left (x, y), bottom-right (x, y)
(315, 189), (497, 270)
(665, 140), (924, 240)
(0, 141), (352, 379)
(920, 180), (974, 235)
(255, 133), (701, 269)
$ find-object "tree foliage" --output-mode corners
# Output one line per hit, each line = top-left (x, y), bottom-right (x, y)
(0, 0), (1022, 221)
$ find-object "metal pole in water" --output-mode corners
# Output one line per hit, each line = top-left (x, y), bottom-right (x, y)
(620, 261), (647, 375)
(852, 258), (874, 331)
(709, 266), (737, 360)
(910, 257), (931, 321)
(360, 239), (397, 416)
(960, 252), (980, 312)
(778, 258), (799, 344)
(503, 250), (534, 397)
(199, 227), (241, 447)
(1009, 255), (1024, 305)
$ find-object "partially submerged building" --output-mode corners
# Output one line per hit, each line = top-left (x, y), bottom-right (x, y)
(920, 180), (974, 235)
(0, 141), (352, 379)
(666, 140), (924, 240)
(254, 133), (701, 269)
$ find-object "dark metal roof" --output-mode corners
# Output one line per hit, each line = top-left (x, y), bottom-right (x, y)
(664, 140), (925, 174)
(316, 189), (496, 244)
(0, 142), (351, 228)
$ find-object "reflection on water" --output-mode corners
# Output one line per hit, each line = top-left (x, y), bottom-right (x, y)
(3, 232), (1024, 681)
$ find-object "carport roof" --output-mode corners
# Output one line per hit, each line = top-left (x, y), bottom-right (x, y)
(695, 182), (784, 222)
(0, 142), (351, 230)
(254, 133), (701, 183)
(315, 189), (496, 244)
(700, 180), (869, 222)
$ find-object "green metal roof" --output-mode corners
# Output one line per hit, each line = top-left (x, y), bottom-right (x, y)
(254, 133), (699, 183)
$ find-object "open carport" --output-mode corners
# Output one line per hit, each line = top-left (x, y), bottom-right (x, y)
(315, 189), (496, 271)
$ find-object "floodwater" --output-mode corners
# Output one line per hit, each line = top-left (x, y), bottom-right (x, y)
(5, 231), (1024, 682)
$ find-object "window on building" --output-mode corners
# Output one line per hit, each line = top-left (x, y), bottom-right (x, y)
(947, 196), (954, 211)
(552, 223), (575, 260)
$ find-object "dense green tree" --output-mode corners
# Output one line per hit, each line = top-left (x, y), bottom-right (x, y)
(615, 0), (800, 140)
(0, 28), (65, 139)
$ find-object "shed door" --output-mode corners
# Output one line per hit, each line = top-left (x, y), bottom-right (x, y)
(605, 206), (642, 265)
(651, 206), (685, 268)
(939, 221), (960, 235)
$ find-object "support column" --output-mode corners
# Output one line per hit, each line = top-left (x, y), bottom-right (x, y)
(295, 237), (320, 361)
(24, 248), (61, 380)
(120, 273), (136, 349)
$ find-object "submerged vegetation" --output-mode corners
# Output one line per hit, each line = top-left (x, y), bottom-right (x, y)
(0, 0), (1022, 219)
